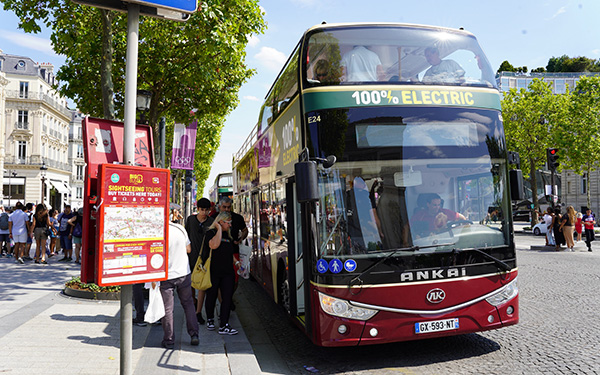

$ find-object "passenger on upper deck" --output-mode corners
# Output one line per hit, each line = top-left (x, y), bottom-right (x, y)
(422, 46), (465, 84)
(341, 46), (384, 82)
(314, 59), (332, 83)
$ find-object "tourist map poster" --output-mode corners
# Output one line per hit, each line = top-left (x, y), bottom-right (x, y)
(97, 164), (170, 286)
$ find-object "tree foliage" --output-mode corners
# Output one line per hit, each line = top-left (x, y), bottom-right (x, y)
(502, 79), (567, 217)
(547, 55), (600, 72)
(557, 76), (600, 208)
(1, 0), (266, 189)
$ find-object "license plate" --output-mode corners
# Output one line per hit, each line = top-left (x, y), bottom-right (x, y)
(415, 318), (459, 334)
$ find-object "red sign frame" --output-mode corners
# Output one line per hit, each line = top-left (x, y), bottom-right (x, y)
(96, 164), (170, 286)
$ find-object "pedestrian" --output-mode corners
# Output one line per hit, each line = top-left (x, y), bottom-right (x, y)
(30, 203), (52, 264)
(48, 209), (60, 257)
(9, 202), (29, 264)
(543, 207), (555, 246)
(185, 198), (214, 324)
(575, 212), (583, 242)
(57, 205), (74, 262)
(582, 208), (595, 252)
(552, 207), (565, 251)
(68, 208), (84, 264)
(23, 203), (34, 260)
(559, 205), (576, 252)
(158, 221), (200, 349)
(0, 207), (10, 256)
(202, 211), (241, 335)
(170, 208), (183, 224)
(211, 197), (248, 311)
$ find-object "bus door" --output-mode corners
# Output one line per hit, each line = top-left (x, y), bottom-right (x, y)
(286, 179), (305, 317)
(251, 191), (264, 283)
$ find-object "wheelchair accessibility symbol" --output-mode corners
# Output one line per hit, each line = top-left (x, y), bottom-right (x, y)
(317, 259), (328, 274)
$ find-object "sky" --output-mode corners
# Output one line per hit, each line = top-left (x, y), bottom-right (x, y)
(0, 0), (598, 198)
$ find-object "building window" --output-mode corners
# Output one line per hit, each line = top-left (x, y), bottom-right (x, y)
(76, 187), (83, 199)
(555, 79), (566, 94)
(76, 165), (84, 180)
(582, 173), (587, 194)
(17, 110), (28, 129)
(19, 82), (29, 98)
(17, 141), (27, 162)
(77, 145), (84, 158)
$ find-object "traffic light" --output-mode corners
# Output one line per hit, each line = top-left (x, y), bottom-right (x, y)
(546, 148), (559, 172)
(185, 170), (193, 192)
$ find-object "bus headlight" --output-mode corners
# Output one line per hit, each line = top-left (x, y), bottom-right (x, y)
(485, 277), (518, 306)
(318, 292), (378, 321)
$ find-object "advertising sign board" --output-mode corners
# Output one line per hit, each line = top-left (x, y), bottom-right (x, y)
(83, 117), (154, 179)
(96, 164), (170, 286)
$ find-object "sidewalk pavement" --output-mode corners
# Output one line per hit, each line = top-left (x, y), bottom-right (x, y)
(0, 250), (263, 375)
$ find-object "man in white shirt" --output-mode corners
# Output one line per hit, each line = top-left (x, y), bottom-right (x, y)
(341, 46), (383, 82)
(158, 222), (200, 349)
(543, 207), (555, 246)
(9, 202), (29, 264)
(422, 46), (465, 84)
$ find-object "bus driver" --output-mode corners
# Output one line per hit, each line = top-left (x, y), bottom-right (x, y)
(411, 193), (466, 236)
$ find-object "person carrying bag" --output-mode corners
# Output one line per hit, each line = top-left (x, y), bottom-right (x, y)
(191, 240), (212, 291)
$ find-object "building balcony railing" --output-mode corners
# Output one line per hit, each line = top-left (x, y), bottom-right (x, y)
(15, 121), (29, 130)
(69, 134), (83, 142)
(4, 156), (71, 172)
(6, 90), (71, 118)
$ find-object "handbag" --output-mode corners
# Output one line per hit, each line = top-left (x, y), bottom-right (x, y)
(191, 240), (212, 291)
(144, 283), (165, 323)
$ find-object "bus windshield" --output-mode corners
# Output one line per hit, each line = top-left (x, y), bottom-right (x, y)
(309, 106), (510, 258)
(305, 25), (496, 88)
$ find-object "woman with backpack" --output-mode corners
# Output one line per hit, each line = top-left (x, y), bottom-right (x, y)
(67, 208), (84, 264)
(30, 203), (52, 264)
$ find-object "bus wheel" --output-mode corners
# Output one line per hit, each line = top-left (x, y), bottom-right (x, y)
(278, 270), (291, 313)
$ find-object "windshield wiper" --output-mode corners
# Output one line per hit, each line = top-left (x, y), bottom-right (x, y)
(452, 247), (511, 272)
(349, 243), (455, 287)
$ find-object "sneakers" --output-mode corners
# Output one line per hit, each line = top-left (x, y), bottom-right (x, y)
(196, 313), (205, 325)
(162, 341), (174, 349)
(206, 319), (215, 331)
(218, 324), (238, 335)
(190, 335), (199, 346)
(133, 320), (147, 327)
(17, 257), (24, 264)
(58, 257), (69, 262)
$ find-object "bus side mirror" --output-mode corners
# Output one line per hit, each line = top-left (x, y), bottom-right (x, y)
(295, 161), (319, 203)
(509, 169), (524, 201)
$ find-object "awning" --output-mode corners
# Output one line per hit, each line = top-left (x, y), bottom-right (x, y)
(49, 180), (70, 195)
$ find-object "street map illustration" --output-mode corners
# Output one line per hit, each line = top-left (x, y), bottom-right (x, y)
(104, 206), (165, 241)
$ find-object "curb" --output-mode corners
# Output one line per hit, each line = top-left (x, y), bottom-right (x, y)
(63, 286), (121, 300)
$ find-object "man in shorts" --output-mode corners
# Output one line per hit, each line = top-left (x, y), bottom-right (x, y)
(9, 202), (29, 264)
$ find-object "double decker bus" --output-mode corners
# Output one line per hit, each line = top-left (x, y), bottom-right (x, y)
(232, 23), (519, 347)
(208, 172), (233, 204)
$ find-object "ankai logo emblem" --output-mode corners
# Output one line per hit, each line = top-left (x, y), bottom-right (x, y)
(426, 288), (446, 304)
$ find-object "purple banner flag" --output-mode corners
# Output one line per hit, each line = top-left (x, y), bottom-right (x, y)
(171, 120), (197, 170)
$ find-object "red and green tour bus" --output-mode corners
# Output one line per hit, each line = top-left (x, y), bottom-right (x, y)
(232, 22), (518, 347)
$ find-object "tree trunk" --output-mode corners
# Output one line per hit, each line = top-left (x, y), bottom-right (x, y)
(587, 165), (592, 210)
(100, 9), (115, 120)
(529, 157), (539, 225)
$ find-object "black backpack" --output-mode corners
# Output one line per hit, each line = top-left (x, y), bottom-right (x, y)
(0, 213), (9, 230)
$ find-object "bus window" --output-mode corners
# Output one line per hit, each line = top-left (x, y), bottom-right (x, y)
(304, 26), (497, 88)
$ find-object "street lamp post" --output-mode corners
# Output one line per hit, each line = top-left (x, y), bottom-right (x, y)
(8, 171), (16, 208)
(136, 89), (152, 125)
(40, 161), (48, 204)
